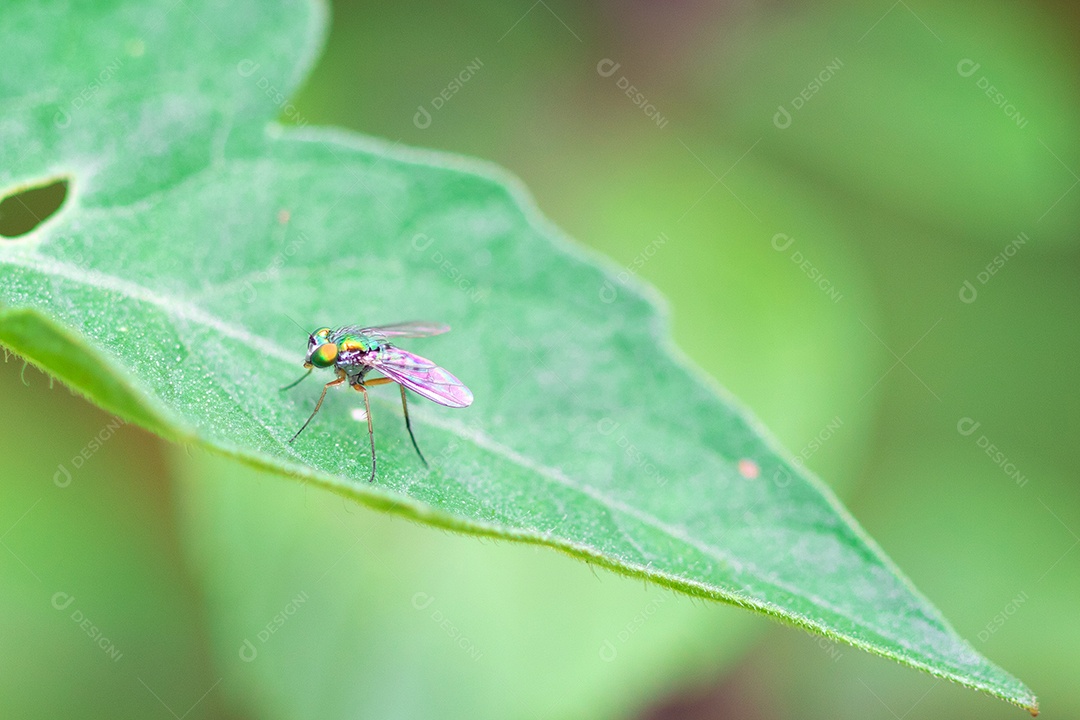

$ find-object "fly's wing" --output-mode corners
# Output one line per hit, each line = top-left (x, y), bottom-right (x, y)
(366, 321), (451, 338)
(366, 347), (473, 408)
(335, 321), (451, 343)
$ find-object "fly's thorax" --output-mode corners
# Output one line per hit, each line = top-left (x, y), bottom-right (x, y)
(337, 332), (386, 354)
(336, 335), (387, 369)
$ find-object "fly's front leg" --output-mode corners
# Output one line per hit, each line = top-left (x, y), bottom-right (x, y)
(289, 370), (346, 443)
(280, 367), (312, 392)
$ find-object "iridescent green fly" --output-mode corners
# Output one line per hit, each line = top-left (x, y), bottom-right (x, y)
(282, 322), (473, 482)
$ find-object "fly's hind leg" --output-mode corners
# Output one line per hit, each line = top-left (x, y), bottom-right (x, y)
(355, 378), (429, 477)
(352, 380), (378, 483)
(398, 384), (428, 468)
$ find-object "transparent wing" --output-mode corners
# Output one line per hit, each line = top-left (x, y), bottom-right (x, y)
(336, 321), (451, 341)
(367, 347), (473, 408)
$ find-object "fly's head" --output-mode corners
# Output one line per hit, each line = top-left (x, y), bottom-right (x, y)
(305, 327), (338, 368)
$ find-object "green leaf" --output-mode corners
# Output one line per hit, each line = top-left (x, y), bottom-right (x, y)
(0, 0), (1036, 712)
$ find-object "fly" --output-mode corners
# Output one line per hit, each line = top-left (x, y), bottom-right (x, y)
(282, 321), (473, 482)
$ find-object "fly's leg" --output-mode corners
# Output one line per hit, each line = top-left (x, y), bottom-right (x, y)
(289, 372), (345, 443)
(280, 367), (313, 392)
(398, 384), (428, 468)
(353, 377), (429, 479)
(353, 381), (378, 482)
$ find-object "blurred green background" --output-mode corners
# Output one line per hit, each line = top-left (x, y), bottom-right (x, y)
(2, 0), (1078, 718)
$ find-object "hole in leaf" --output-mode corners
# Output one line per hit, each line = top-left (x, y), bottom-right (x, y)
(0, 177), (69, 239)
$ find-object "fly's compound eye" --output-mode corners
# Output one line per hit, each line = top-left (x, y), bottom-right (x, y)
(310, 342), (339, 368)
(308, 328), (331, 351)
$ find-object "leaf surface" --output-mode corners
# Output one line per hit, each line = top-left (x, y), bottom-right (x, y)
(0, 0), (1035, 711)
